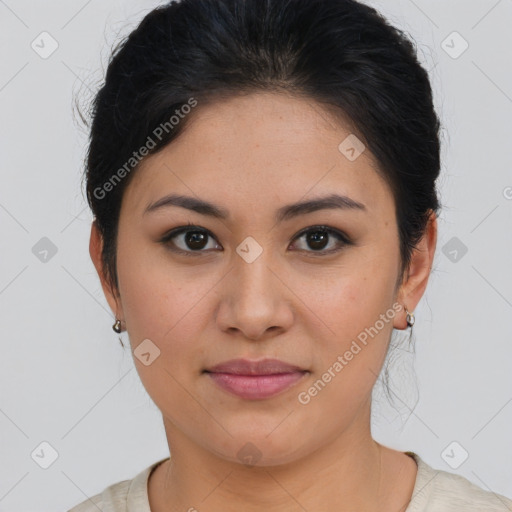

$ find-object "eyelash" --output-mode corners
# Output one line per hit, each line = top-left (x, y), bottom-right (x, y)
(159, 222), (353, 257)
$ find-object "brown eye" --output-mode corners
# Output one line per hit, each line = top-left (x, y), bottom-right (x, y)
(183, 230), (209, 250)
(161, 225), (221, 255)
(160, 224), (352, 257)
(305, 230), (329, 250)
(290, 226), (351, 254)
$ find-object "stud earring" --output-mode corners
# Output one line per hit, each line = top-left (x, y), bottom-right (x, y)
(405, 308), (415, 328)
(112, 318), (123, 333)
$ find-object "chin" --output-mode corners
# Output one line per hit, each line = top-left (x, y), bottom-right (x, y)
(204, 429), (310, 468)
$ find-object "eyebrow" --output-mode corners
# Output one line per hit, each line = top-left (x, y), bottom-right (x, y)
(143, 193), (366, 222)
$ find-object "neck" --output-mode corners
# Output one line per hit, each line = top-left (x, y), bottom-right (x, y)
(149, 406), (401, 512)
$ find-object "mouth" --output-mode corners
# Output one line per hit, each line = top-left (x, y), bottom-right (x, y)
(203, 358), (309, 400)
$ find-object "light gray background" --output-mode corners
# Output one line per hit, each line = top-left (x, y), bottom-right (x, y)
(1, 0), (511, 510)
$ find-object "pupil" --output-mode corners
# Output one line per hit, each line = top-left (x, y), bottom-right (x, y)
(308, 230), (328, 250)
(186, 231), (207, 250)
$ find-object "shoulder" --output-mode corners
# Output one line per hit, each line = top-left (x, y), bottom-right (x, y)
(67, 479), (131, 512)
(67, 458), (168, 512)
(406, 452), (512, 511)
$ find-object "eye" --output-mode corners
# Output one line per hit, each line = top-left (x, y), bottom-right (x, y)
(160, 223), (221, 256)
(160, 223), (352, 257)
(289, 225), (351, 255)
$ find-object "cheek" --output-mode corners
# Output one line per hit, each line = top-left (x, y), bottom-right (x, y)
(311, 255), (398, 333)
(115, 239), (218, 379)
(295, 274), (398, 423)
(300, 243), (400, 390)
(116, 230), (196, 331)
(116, 253), (208, 415)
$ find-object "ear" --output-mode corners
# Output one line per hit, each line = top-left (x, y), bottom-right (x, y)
(89, 220), (124, 322)
(393, 210), (437, 330)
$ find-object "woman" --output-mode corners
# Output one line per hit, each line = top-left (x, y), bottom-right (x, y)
(69, 0), (512, 510)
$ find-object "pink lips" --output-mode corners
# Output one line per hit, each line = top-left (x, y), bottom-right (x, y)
(204, 358), (308, 400)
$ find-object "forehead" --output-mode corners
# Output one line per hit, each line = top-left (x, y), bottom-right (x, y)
(121, 92), (393, 221)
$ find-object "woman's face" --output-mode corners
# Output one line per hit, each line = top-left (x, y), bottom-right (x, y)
(92, 92), (435, 466)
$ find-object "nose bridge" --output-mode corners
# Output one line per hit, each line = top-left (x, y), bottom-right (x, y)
(233, 238), (278, 310)
(216, 235), (292, 339)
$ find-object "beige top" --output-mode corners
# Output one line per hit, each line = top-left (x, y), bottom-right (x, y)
(67, 452), (512, 511)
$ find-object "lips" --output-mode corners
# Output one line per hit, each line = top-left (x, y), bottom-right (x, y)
(204, 358), (308, 400)
(205, 358), (306, 375)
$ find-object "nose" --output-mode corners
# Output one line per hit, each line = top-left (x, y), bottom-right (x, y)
(215, 249), (294, 341)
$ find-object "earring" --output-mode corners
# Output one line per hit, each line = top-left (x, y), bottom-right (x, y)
(405, 308), (415, 328)
(112, 318), (123, 333)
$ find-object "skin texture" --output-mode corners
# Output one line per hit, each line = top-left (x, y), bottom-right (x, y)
(90, 91), (437, 511)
